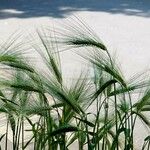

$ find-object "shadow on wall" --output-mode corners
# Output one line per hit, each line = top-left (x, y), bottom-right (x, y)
(0, 0), (150, 19)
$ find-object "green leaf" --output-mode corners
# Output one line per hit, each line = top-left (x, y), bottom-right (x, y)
(144, 135), (150, 141)
(0, 134), (5, 141)
(93, 79), (117, 99)
(67, 38), (107, 51)
(49, 125), (78, 136)
(73, 116), (95, 127)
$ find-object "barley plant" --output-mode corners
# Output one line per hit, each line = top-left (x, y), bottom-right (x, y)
(0, 19), (149, 150)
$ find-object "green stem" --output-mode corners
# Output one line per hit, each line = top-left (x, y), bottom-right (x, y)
(22, 117), (24, 150)
(14, 118), (19, 150)
(128, 92), (134, 150)
(17, 119), (22, 150)
(5, 118), (9, 150)
(106, 50), (119, 150)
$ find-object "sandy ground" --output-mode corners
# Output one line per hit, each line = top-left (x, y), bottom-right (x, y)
(0, 0), (150, 149)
